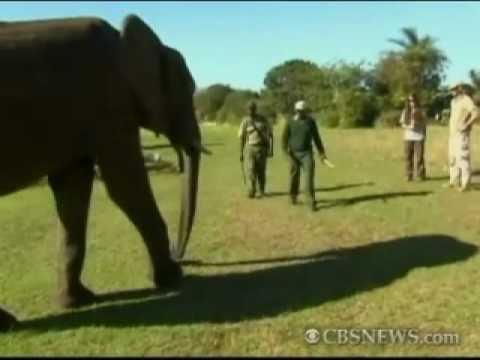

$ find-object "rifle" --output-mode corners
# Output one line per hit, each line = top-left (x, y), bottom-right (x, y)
(240, 156), (246, 185)
(240, 124), (247, 185)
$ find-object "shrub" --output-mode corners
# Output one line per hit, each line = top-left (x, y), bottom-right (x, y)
(215, 90), (258, 125)
(194, 84), (232, 122)
(337, 90), (378, 128)
(316, 109), (340, 128)
(375, 109), (403, 128)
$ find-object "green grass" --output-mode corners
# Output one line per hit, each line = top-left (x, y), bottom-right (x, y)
(1, 124), (480, 355)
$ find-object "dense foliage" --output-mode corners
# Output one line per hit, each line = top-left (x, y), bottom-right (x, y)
(195, 28), (477, 127)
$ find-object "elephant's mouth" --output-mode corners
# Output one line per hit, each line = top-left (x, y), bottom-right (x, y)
(173, 143), (201, 259)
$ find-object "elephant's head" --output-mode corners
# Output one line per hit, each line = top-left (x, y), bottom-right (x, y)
(120, 14), (204, 258)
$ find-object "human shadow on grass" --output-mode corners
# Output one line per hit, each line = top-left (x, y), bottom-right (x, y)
(268, 191), (431, 210)
(316, 191), (432, 210)
(18, 234), (477, 331)
(179, 253), (341, 268)
(469, 184), (480, 191)
(424, 175), (449, 182)
(427, 170), (480, 183)
(264, 182), (375, 198)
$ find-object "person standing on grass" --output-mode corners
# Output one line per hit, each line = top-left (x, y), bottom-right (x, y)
(399, 93), (427, 182)
(281, 100), (328, 212)
(445, 82), (480, 192)
(239, 101), (274, 199)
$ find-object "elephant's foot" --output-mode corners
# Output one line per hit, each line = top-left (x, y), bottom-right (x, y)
(0, 308), (17, 332)
(152, 258), (183, 291)
(58, 283), (96, 309)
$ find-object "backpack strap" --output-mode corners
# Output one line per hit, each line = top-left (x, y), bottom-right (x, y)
(248, 116), (269, 146)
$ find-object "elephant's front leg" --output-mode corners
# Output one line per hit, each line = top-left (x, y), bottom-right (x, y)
(97, 136), (182, 290)
(48, 158), (96, 308)
(174, 144), (185, 173)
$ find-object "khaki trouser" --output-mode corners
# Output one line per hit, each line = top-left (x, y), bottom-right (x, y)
(449, 132), (472, 188)
(246, 145), (268, 196)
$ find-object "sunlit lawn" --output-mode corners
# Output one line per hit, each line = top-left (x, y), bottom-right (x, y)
(1, 124), (480, 355)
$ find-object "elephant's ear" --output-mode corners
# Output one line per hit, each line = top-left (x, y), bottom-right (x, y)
(120, 14), (167, 134)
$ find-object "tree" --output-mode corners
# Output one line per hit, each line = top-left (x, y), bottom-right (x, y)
(336, 89), (378, 128)
(216, 89), (259, 124)
(194, 84), (232, 122)
(428, 85), (451, 122)
(467, 69), (480, 106)
(319, 62), (378, 128)
(257, 89), (278, 123)
(469, 69), (480, 94)
(262, 59), (378, 127)
(371, 27), (448, 127)
(263, 59), (323, 115)
(374, 27), (448, 111)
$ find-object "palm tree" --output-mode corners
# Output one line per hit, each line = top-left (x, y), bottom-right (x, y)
(388, 27), (448, 103)
(388, 27), (421, 49)
(468, 70), (480, 102)
(469, 69), (480, 91)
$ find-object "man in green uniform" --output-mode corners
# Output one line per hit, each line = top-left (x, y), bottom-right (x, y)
(282, 100), (328, 211)
(239, 101), (274, 198)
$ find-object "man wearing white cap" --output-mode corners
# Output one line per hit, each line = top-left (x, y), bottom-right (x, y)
(446, 82), (479, 191)
(281, 100), (327, 211)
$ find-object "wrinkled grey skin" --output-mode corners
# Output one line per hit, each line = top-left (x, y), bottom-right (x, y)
(0, 14), (203, 330)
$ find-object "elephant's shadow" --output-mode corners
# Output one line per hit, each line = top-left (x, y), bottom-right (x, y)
(19, 235), (477, 331)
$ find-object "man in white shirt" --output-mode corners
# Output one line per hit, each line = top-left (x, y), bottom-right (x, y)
(447, 82), (479, 191)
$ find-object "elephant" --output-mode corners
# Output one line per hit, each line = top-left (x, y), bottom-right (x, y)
(0, 14), (205, 331)
(148, 136), (185, 173)
(174, 143), (185, 173)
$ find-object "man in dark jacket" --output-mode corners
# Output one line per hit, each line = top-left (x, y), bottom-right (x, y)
(281, 100), (328, 211)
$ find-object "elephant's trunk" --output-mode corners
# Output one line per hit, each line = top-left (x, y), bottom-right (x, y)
(173, 145), (200, 259)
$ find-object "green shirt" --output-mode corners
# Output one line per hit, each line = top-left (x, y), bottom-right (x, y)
(238, 115), (273, 147)
(282, 115), (326, 155)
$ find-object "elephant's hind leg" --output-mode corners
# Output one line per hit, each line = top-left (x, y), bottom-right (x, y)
(48, 158), (96, 308)
(0, 307), (17, 332)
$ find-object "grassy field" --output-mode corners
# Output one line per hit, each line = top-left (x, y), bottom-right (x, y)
(1, 124), (480, 356)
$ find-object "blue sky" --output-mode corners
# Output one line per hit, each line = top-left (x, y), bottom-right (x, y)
(1, 1), (479, 91)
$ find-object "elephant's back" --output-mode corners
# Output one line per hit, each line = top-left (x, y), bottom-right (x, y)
(0, 17), (120, 97)
(0, 17), (115, 43)
(0, 17), (119, 64)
